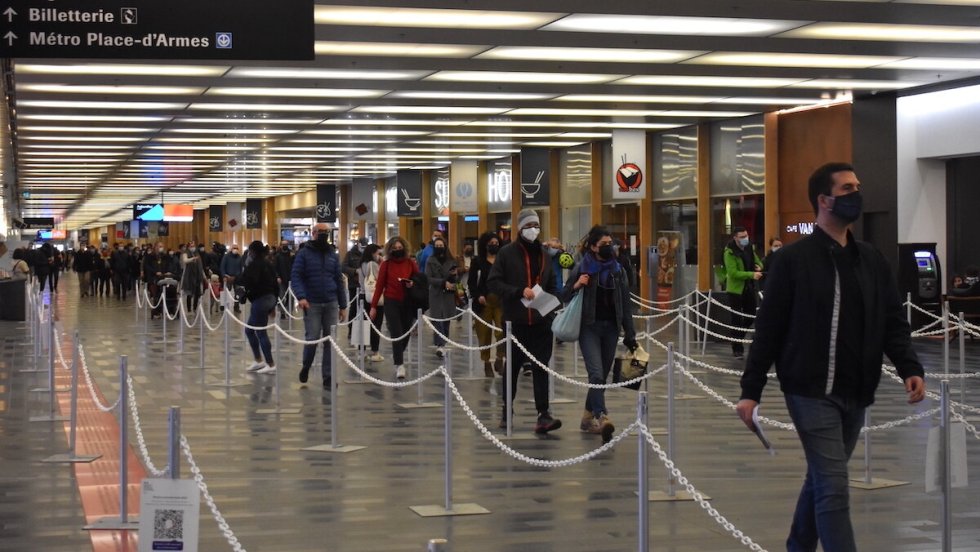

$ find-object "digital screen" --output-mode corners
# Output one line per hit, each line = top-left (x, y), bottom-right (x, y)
(917, 259), (933, 271)
(464, 215), (479, 222)
(913, 251), (931, 259)
(134, 203), (164, 221)
(163, 204), (193, 222)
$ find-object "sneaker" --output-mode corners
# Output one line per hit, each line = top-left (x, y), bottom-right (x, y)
(597, 414), (615, 443)
(522, 362), (532, 376)
(299, 366), (310, 383)
(493, 358), (504, 375)
(367, 352), (384, 362)
(436, 347), (445, 359)
(395, 365), (407, 380)
(256, 365), (277, 375)
(247, 361), (266, 373)
(323, 379), (332, 389)
(534, 413), (562, 434)
(484, 361), (494, 378)
(733, 350), (744, 360)
(498, 418), (507, 429)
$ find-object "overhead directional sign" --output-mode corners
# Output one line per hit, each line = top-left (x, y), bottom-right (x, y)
(0, 0), (313, 60)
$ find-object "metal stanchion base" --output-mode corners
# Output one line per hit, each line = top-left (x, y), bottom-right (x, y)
(19, 368), (46, 373)
(207, 381), (250, 388)
(42, 453), (102, 464)
(255, 407), (303, 415)
(654, 393), (705, 400)
(498, 432), (539, 441)
(647, 490), (705, 502)
(83, 517), (140, 531)
(301, 444), (366, 453)
(524, 397), (575, 404)
(849, 477), (909, 490)
(29, 414), (67, 422)
(342, 378), (372, 385)
(397, 402), (443, 409)
(648, 427), (669, 435)
(409, 503), (491, 517)
(29, 386), (71, 393)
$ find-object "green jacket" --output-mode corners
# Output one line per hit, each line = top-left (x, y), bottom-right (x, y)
(723, 241), (762, 295)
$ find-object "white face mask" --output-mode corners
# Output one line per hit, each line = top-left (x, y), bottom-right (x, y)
(521, 227), (540, 242)
(771, 246), (781, 252)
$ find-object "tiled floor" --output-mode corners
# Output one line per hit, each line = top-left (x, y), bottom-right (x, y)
(3, 276), (980, 552)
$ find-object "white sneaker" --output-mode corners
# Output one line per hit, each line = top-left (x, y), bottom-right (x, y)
(367, 353), (384, 362)
(256, 365), (277, 375)
(435, 347), (445, 358)
(395, 365), (407, 380)
(247, 361), (266, 372)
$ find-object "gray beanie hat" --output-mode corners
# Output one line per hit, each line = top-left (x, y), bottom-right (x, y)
(516, 209), (540, 230)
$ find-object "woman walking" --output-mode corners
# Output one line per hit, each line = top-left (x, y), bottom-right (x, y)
(368, 237), (419, 380)
(238, 241), (278, 375)
(467, 231), (506, 377)
(359, 243), (385, 363)
(561, 225), (638, 443)
(425, 236), (458, 358)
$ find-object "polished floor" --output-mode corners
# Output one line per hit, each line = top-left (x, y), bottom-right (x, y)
(2, 276), (980, 552)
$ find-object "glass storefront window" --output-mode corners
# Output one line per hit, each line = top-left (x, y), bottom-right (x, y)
(652, 200), (698, 298)
(710, 115), (765, 197)
(653, 126), (698, 200)
(559, 144), (592, 207)
(710, 195), (765, 288)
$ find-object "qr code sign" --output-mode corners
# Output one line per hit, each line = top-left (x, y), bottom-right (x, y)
(154, 509), (184, 540)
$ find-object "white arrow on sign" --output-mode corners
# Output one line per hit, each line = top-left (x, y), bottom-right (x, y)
(4, 31), (16, 46)
(3, 7), (16, 22)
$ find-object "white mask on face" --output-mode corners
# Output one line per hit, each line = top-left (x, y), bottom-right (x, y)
(521, 227), (540, 242)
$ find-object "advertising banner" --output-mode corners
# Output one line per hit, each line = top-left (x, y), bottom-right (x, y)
(450, 160), (478, 214)
(316, 184), (337, 223)
(396, 170), (423, 217)
(245, 198), (262, 229)
(612, 129), (647, 199)
(209, 205), (223, 232)
(519, 147), (550, 207)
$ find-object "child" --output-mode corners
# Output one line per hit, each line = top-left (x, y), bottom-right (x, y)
(209, 273), (222, 314)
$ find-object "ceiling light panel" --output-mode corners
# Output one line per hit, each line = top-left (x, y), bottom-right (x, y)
(314, 6), (561, 29)
(176, 117), (325, 125)
(206, 87), (386, 98)
(302, 129), (428, 136)
(685, 52), (905, 68)
(227, 68), (428, 80)
(19, 114), (172, 122)
(164, 128), (297, 135)
(615, 75), (804, 87)
(20, 125), (158, 133)
(556, 94), (722, 103)
(351, 106), (509, 115)
(545, 15), (806, 36)
(321, 118), (470, 126)
(780, 22), (980, 42)
(789, 79), (919, 89)
(315, 41), (486, 58)
(426, 71), (622, 84)
(187, 103), (344, 112)
(879, 58), (980, 70)
(17, 100), (189, 110)
(18, 84), (206, 95)
(16, 63), (229, 76)
(391, 91), (554, 101)
(478, 46), (703, 63)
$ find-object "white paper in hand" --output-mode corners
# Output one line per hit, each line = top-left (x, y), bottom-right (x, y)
(520, 284), (560, 316)
(751, 405), (776, 456)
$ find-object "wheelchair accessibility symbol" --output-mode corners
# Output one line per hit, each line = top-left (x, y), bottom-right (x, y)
(215, 32), (232, 49)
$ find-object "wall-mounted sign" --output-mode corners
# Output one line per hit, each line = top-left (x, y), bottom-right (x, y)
(487, 159), (512, 213)
(612, 129), (647, 199)
(432, 168), (450, 216)
(21, 217), (55, 229)
(245, 198), (262, 229)
(450, 159), (478, 214)
(208, 205), (223, 232)
(2, 0), (314, 60)
(225, 202), (241, 230)
(396, 169), (423, 217)
(520, 147), (550, 207)
(316, 184), (337, 223)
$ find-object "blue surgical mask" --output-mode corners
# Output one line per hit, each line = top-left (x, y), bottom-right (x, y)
(738, 237), (749, 248)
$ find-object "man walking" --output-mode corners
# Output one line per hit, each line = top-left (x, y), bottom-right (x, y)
(488, 209), (562, 434)
(291, 223), (348, 389)
(723, 226), (763, 359)
(737, 162), (926, 552)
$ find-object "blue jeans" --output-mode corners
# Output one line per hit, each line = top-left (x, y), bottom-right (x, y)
(303, 302), (339, 381)
(245, 294), (276, 365)
(784, 394), (865, 552)
(433, 320), (450, 347)
(579, 319), (619, 417)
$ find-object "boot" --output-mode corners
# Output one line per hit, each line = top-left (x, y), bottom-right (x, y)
(493, 358), (504, 375)
(597, 414), (615, 443)
(580, 410), (598, 432)
(484, 361), (494, 378)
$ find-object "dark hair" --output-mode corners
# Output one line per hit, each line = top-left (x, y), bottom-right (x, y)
(361, 244), (381, 265)
(966, 266), (980, 278)
(769, 237), (783, 246)
(808, 162), (854, 215)
(732, 226), (747, 236)
(582, 225), (611, 249)
(247, 240), (266, 259)
(431, 236), (453, 259)
(12, 247), (24, 260)
(476, 231), (499, 259)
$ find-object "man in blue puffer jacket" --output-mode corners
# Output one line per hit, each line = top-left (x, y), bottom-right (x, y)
(291, 223), (348, 388)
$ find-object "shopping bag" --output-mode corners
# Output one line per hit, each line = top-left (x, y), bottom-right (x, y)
(550, 292), (583, 342)
(613, 345), (649, 390)
(351, 318), (372, 347)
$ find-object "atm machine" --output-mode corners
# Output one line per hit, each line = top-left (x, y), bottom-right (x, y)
(897, 243), (942, 328)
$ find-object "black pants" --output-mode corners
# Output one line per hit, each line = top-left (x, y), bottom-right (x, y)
(383, 299), (413, 366)
(368, 295), (384, 353)
(501, 322), (554, 419)
(50, 270), (59, 291)
(113, 272), (130, 299)
(728, 290), (757, 354)
(347, 288), (360, 340)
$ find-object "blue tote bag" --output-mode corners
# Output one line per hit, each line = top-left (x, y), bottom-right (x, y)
(551, 292), (583, 342)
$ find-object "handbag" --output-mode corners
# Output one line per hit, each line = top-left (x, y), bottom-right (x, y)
(550, 292), (583, 342)
(613, 345), (649, 391)
(362, 265), (382, 305)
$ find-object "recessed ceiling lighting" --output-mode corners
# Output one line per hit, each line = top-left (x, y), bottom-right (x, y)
(207, 87), (386, 98)
(314, 41), (486, 58)
(779, 22), (980, 42)
(154, 137), (275, 143)
(435, 132), (556, 138)
(188, 103), (345, 112)
(351, 106), (510, 115)
(266, 146), (374, 152)
(685, 52), (905, 68)
(878, 58), (980, 70)
(321, 118), (469, 126)
(18, 100), (189, 110)
(544, 15), (806, 36)
(176, 117), (325, 125)
(391, 91), (555, 101)
(18, 84), (206, 95)
(411, 140), (517, 145)
(165, 128), (297, 135)
(426, 71), (622, 84)
(479, 46), (703, 63)
(20, 125), (158, 133)
(23, 136), (147, 142)
(227, 68), (428, 80)
(615, 75), (804, 87)
(303, 129), (428, 136)
(556, 94), (722, 103)
(713, 97), (823, 105)
(16, 63), (229, 76)
(789, 79), (918, 89)
(314, 6), (561, 29)
(18, 114), (172, 122)
(462, 120), (677, 129)
(147, 146), (258, 151)
(521, 141), (588, 147)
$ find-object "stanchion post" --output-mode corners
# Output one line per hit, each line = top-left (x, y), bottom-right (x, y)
(199, 310), (205, 371)
(47, 304), (56, 416)
(942, 302), (949, 376)
(162, 287), (169, 346)
(330, 325), (339, 449)
(443, 352), (453, 512)
(68, 333), (81, 454)
(134, 281), (140, 325)
(573, 340), (580, 377)
(959, 311), (966, 405)
(701, 291), (711, 356)
(505, 321), (513, 437)
(467, 300), (475, 378)
(417, 308), (424, 406)
(940, 380), (952, 552)
(223, 308), (231, 385)
(862, 409), (872, 485)
(666, 341), (676, 497)
(119, 356), (131, 523)
(637, 391), (649, 552)
(168, 406), (181, 479)
(178, 301), (185, 353)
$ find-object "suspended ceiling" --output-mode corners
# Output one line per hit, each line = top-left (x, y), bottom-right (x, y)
(8, 0), (980, 230)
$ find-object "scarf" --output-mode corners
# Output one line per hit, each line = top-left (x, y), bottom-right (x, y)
(580, 251), (620, 288)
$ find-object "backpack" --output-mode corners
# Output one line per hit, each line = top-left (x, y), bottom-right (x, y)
(362, 264), (382, 305)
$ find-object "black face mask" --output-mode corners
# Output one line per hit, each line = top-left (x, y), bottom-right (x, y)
(390, 249), (406, 259)
(487, 244), (499, 255)
(316, 232), (328, 243)
(829, 191), (863, 224)
(597, 244), (615, 260)
(434, 247), (446, 258)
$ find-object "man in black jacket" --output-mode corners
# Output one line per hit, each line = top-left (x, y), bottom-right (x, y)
(488, 209), (562, 434)
(737, 162), (926, 552)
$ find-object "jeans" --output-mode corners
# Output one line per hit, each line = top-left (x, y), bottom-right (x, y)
(501, 323), (553, 419)
(302, 301), (339, 382)
(245, 294), (276, 366)
(433, 320), (450, 347)
(579, 319), (619, 417)
(383, 299), (413, 366)
(727, 290), (756, 354)
(367, 296), (384, 353)
(784, 394), (865, 552)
